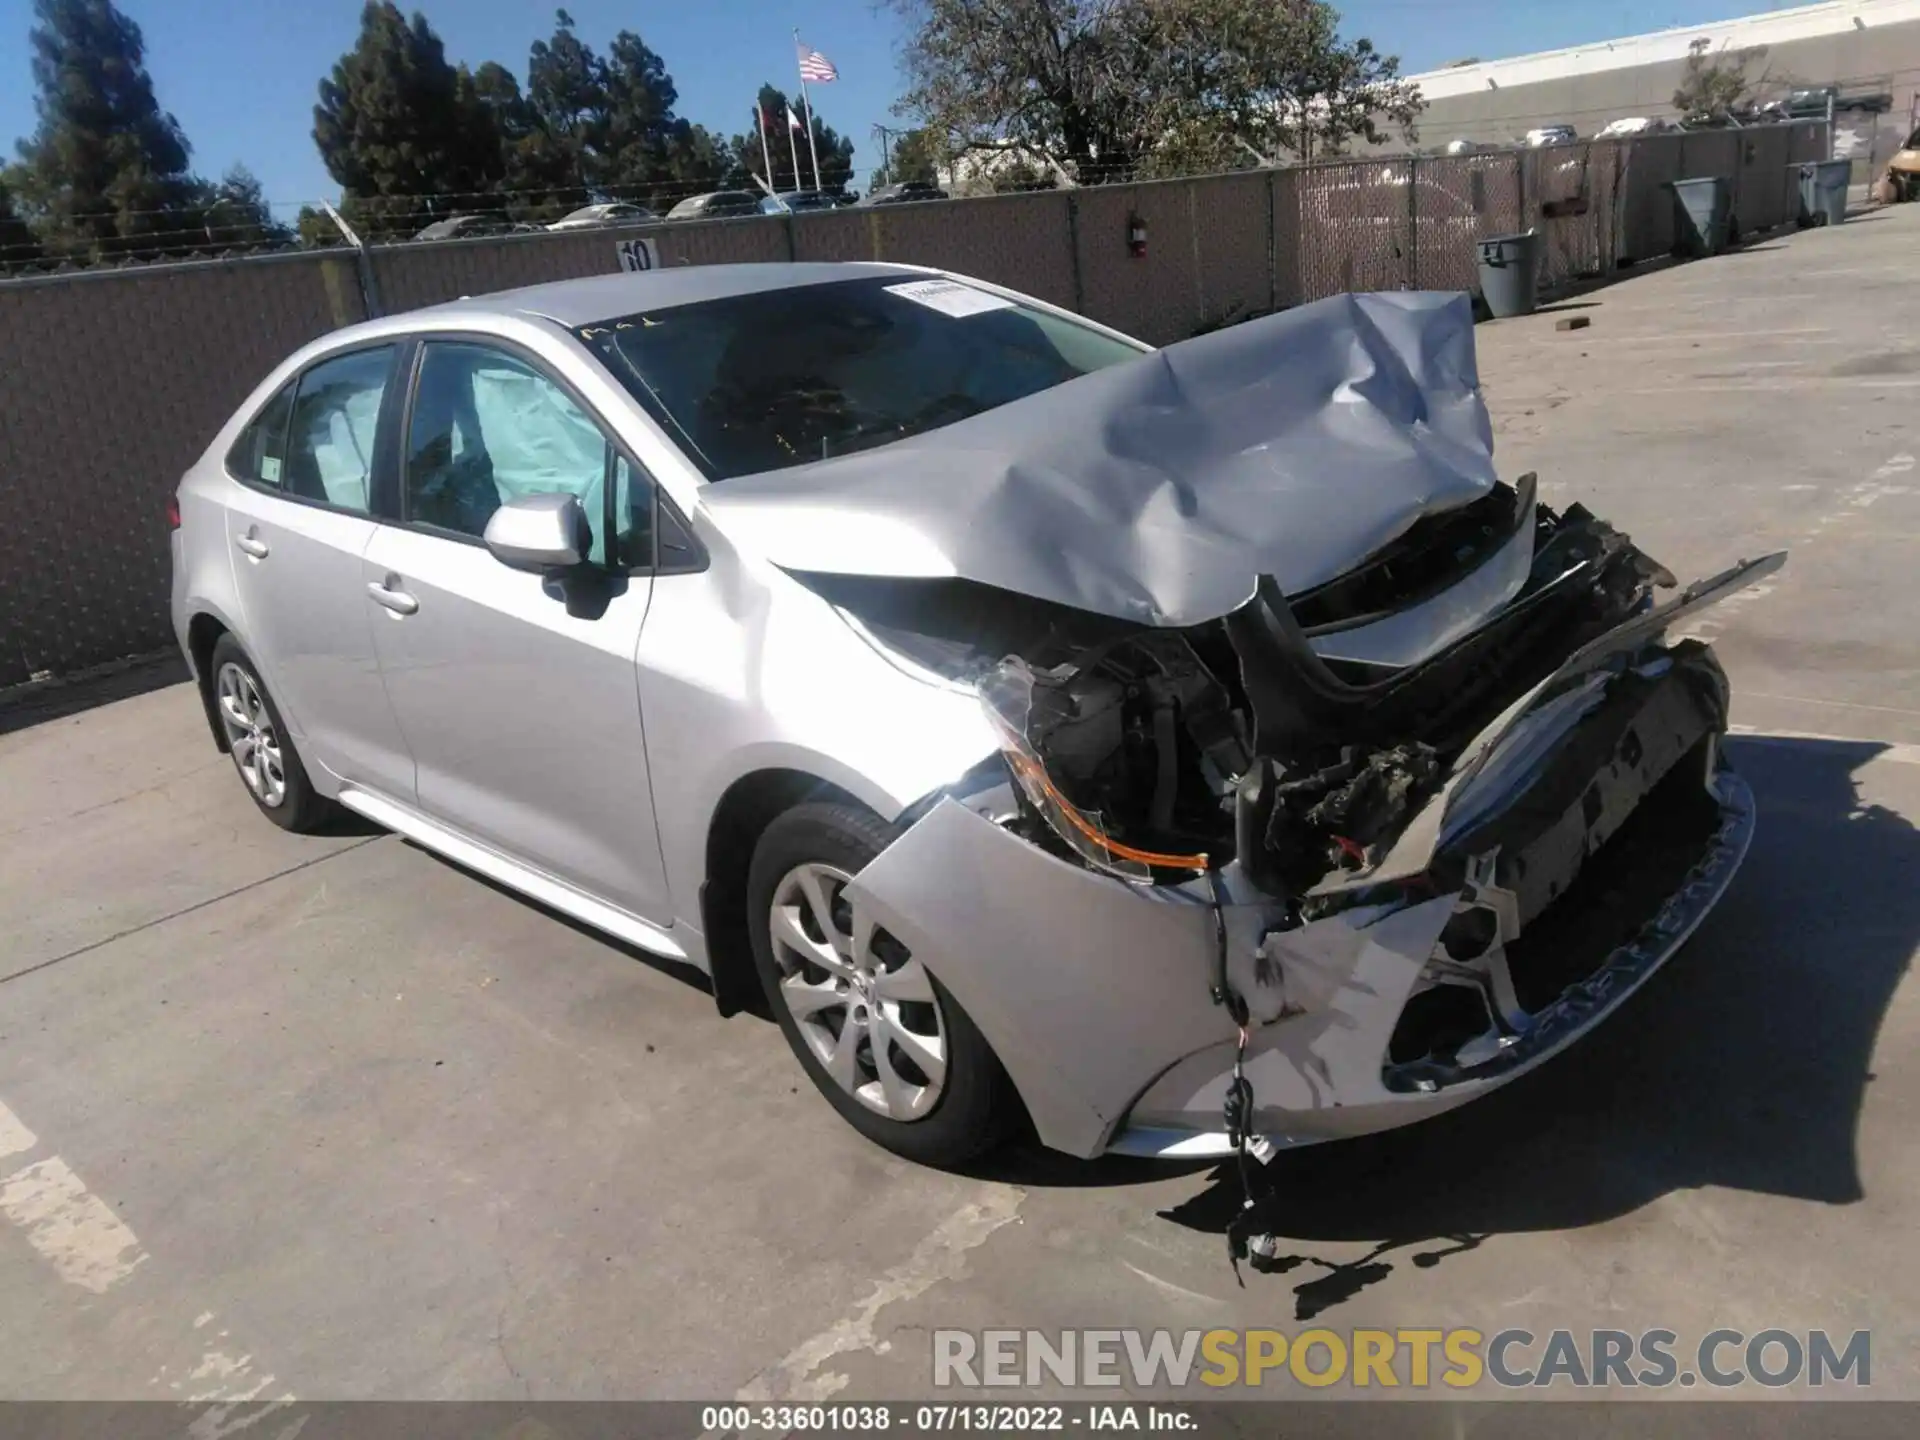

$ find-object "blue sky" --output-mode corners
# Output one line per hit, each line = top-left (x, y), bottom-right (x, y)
(0, 0), (1769, 212)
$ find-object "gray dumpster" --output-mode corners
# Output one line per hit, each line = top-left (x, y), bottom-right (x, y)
(1796, 159), (1852, 227)
(1477, 232), (1542, 319)
(1670, 177), (1734, 257)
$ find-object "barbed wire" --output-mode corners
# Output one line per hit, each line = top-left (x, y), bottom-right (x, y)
(10, 75), (1901, 234)
(0, 98), (1873, 273)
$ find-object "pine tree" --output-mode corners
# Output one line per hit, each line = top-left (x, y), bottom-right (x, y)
(730, 84), (855, 195)
(524, 7), (603, 206)
(10, 0), (201, 259)
(469, 60), (572, 217)
(313, 2), (506, 236)
(192, 165), (293, 251)
(0, 171), (45, 270)
(595, 31), (676, 191)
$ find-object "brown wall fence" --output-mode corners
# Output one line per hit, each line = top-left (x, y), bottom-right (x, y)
(0, 121), (1826, 686)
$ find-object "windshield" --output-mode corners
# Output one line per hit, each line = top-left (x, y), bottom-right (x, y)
(573, 275), (1147, 480)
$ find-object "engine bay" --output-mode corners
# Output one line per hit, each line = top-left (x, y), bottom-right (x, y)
(805, 480), (1688, 903)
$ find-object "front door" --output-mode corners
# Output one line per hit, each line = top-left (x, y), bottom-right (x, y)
(221, 344), (414, 797)
(361, 339), (670, 922)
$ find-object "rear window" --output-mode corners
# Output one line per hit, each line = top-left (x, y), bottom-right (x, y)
(573, 275), (1146, 480)
(226, 382), (295, 485)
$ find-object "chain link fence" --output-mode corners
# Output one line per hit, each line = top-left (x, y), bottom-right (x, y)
(0, 121), (1830, 687)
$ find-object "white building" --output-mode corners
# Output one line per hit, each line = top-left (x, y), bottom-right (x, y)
(1399, 0), (1920, 168)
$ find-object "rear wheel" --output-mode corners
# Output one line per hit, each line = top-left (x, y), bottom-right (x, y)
(208, 635), (331, 833)
(746, 801), (1011, 1167)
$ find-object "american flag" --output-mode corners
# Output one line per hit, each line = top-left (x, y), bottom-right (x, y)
(796, 43), (838, 82)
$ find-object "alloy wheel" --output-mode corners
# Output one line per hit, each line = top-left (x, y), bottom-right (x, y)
(767, 861), (948, 1121)
(215, 662), (287, 808)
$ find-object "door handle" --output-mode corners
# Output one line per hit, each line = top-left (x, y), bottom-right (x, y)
(366, 579), (419, 616)
(235, 531), (269, 559)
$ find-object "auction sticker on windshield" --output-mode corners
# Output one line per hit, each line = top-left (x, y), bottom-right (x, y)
(886, 278), (1015, 317)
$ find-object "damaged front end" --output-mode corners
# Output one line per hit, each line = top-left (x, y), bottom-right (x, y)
(725, 289), (1781, 1161)
(829, 496), (1779, 1160)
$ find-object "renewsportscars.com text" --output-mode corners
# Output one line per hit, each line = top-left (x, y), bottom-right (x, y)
(933, 1328), (1871, 1390)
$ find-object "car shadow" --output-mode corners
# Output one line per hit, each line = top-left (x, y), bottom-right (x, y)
(1146, 736), (1913, 1314)
(0, 652), (188, 736)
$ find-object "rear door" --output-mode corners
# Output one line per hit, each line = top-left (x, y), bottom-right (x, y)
(222, 343), (414, 797)
(359, 337), (672, 922)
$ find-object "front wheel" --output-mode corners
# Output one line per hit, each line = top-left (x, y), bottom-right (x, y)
(746, 800), (1012, 1167)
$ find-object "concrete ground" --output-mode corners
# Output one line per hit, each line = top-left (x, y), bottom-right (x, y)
(2, 204), (1917, 1415)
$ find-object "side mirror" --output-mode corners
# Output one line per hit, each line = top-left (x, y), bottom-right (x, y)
(484, 493), (590, 573)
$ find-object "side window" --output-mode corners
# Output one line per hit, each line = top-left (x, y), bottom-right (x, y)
(283, 347), (394, 515)
(405, 342), (622, 563)
(226, 382), (295, 487)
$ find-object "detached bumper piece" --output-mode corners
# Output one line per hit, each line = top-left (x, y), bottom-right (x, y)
(1384, 647), (1751, 1093)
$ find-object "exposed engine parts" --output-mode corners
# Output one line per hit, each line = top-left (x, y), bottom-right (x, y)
(960, 489), (1685, 897)
(1235, 744), (1443, 895)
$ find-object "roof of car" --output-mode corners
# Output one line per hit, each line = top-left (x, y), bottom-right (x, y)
(402, 262), (931, 328)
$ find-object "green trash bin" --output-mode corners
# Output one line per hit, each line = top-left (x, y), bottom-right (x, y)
(1796, 159), (1852, 227)
(1669, 176), (1733, 258)
(1477, 232), (1541, 319)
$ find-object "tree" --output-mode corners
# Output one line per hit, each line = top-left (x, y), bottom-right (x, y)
(1140, 0), (1424, 170)
(595, 31), (674, 188)
(1673, 37), (1765, 120)
(313, 2), (505, 237)
(890, 0), (1145, 181)
(657, 122), (729, 204)
(10, 0), (202, 259)
(295, 204), (346, 248)
(990, 157), (1058, 192)
(191, 164), (293, 250)
(0, 172), (44, 269)
(887, 0), (1422, 182)
(596, 30), (727, 206)
(469, 58), (576, 217)
(524, 7), (603, 205)
(872, 126), (942, 189)
(728, 84), (855, 194)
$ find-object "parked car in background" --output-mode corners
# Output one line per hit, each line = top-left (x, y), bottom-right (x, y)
(1444, 138), (1481, 156)
(759, 190), (845, 214)
(1303, 159), (1504, 290)
(1525, 125), (1578, 148)
(549, 202), (657, 231)
(856, 181), (949, 207)
(413, 213), (516, 241)
(1594, 116), (1669, 140)
(665, 191), (763, 221)
(170, 263), (1776, 1169)
(1876, 126), (1920, 202)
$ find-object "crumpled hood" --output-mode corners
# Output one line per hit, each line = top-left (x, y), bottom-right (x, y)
(700, 290), (1500, 628)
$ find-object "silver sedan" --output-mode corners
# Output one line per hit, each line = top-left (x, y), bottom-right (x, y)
(171, 263), (1780, 1168)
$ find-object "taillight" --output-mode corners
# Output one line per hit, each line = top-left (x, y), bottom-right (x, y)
(166, 495), (181, 530)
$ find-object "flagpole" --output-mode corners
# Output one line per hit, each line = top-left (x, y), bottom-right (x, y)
(756, 102), (774, 192)
(786, 110), (801, 193)
(794, 28), (825, 192)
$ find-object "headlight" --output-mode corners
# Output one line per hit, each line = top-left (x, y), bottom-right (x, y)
(979, 658), (1209, 884)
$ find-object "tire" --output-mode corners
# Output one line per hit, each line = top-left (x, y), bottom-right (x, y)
(207, 635), (332, 833)
(746, 800), (1012, 1167)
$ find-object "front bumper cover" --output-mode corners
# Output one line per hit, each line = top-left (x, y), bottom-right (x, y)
(847, 561), (1778, 1161)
